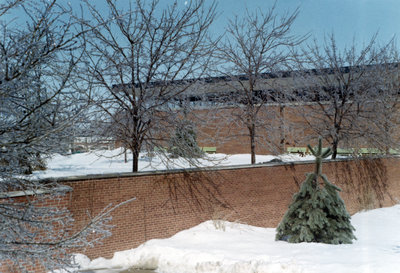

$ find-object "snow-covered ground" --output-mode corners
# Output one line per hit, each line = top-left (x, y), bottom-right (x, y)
(33, 148), (316, 179)
(72, 205), (400, 273)
(41, 150), (399, 272)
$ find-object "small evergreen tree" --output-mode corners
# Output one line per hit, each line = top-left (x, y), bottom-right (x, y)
(169, 120), (203, 158)
(276, 137), (356, 244)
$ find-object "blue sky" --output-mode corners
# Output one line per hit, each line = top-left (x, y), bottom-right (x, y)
(4, 0), (400, 50)
(212, 0), (400, 49)
(74, 0), (400, 49)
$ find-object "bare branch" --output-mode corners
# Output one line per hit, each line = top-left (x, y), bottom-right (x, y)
(80, 0), (217, 172)
(213, 4), (306, 163)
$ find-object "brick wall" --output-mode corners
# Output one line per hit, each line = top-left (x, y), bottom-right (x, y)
(60, 157), (400, 259)
(192, 104), (398, 154)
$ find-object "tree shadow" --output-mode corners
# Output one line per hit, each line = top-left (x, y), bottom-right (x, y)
(333, 157), (394, 211)
(156, 170), (231, 214)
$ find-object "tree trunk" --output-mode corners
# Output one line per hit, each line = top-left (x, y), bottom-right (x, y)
(279, 105), (286, 154)
(332, 140), (338, 159)
(250, 124), (256, 164)
(132, 148), (139, 172)
(131, 113), (140, 172)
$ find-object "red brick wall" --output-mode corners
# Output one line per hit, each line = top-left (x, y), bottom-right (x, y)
(192, 104), (397, 155)
(61, 157), (400, 259)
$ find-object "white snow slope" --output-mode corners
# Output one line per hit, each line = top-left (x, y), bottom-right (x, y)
(33, 148), (317, 179)
(75, 205), (400, 273)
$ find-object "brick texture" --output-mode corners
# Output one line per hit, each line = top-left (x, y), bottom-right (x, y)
(64, 157), (400, 259)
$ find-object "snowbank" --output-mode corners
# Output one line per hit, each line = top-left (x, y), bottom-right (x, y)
(76, 205), (400, 273)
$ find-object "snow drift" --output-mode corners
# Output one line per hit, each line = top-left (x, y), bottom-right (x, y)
(75, 205), (400, 273)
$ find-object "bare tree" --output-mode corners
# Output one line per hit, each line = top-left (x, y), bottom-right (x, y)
(0, 0), (22, 16)
(291, 34), (395, 158)
(80, 0), (217, 172)
(0, 1), (132, 271)
(360, 43), (400, 153)
(216, 3), (306, 164)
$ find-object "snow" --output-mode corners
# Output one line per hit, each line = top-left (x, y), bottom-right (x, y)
(33, 148), (317, 179)
(71, 205), (400, 273)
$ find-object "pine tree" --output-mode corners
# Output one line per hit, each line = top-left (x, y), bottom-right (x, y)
(169, 120), (203, 158)
(276, 137), (356, 244)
